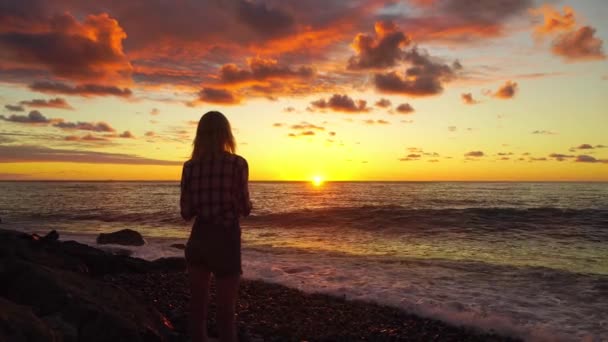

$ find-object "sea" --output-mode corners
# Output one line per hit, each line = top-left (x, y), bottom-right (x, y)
(0, 181), (606, 341)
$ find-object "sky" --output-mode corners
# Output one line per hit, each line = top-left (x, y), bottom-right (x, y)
(0, 0), (607, 181)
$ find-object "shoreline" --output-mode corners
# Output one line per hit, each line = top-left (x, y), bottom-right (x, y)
(0, 228), (519, 341)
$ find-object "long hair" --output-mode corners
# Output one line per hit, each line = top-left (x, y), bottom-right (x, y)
(191, 111), (236, 160)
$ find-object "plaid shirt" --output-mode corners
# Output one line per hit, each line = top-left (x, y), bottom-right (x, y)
(180, 153), (251, 225)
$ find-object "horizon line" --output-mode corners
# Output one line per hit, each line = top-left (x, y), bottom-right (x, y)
(1, 179), (608, 183)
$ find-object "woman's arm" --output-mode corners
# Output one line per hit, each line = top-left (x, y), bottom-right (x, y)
(180, 163), (195, 221)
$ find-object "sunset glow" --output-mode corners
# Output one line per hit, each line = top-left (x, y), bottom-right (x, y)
(0, 1), (607, 181)
(312, 176), (324, 187)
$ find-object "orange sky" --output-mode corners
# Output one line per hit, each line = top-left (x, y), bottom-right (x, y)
(0, 0), (607, 181)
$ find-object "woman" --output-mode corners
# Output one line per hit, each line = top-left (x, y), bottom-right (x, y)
(180, 111), (252, 342)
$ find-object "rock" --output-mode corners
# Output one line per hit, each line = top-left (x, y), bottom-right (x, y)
(0, 258), (168, 341)
(98, 246), (133, 257)
(170, 243), (186, 250)
(151, 257), (187, 272)
(42, 229), (59, 242)
(0, 297), (57, 342)
(97, 229), (145, 246)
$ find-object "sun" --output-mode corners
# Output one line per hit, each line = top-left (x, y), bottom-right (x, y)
(311, 175), (324, 187)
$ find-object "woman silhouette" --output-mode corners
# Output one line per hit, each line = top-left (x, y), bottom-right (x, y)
(180, 111), (252, 342)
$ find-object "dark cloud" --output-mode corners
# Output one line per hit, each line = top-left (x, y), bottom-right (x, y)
(576, 144), (594, 150)
(0, 110), (50, 124)
(348, 21), (411, 70)
(399, 153), (421, 161)
(549, 153), (575, 161)
(19, 98), (73, 110)
(493, 81), (518, 99)
(552, 26), (605, 61)
(4, 104), (25, 112)
(272, 123), (285, 128)
(310, 94), (370, 113)
(0, 13), (131, 82)
(288, 131), (316, 137)
(0, 145), (181, 165)
(196, 88), (240, 105)
(575, 155), (608, 163)
(237, 0), (295, 37)
(465, 151), (484, 157)
(118, 131), (135, 138)
(290, 122), (325, 131)
(374, 48), (459, 97)
(395, 103), (414, 114)
(532, 130), (557, 135)
(461, 93), (478, 105)
(375, 98), (392, 108)
(403, 0), (535, 42)
(29, 82), (132, 97)
(53, 121), (115, 133)
(219, 57), (314, 85)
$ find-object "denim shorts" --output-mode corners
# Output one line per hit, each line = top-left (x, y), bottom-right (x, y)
(185, 217), (242, 277)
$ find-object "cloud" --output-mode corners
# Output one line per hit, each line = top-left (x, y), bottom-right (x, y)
(64, 134), (110, 142)
(375, 98), (392, 108)
(288, 131), (316, 138)
(576, 144), (594, 150)
(532, 130), (557, 135)
(290, 122), (325, 131)
(118, 131), (135, 139)
(219, 57), (314, 85)
(549, 153), (575, 161)
(0, 110), (51, 124)
(461, 93), (478, 105)
(237, 0), (295, 37)
(448, 126), (457, 132)
(144, 131), (155, 137)
(374, 48), (460, 97)
(532, 5), (577, 36)
(403, 0), (535, 43)
(493, 81), (518, 99)
(552, 26), (605, 62)
(363, 119), (390, 125)
(575, 155), (608, 164)
(0, 13), (131, 82)
(310, 94), (370, 113)
(29, 82), (132, 97)
(0, 145), (181, 165)
(284, 107), (296, 113)
(4, 104), (25, 112)
(150, 108), (159, 116)
(195, 88), (240, 105)
(395, 103), (414, 114)
(348, 21), (411, 70)
(272, 123), (285, 128)
(53, 121), (115, 133)
(465, 151), (484, 157)
(19, 98), (73, 110)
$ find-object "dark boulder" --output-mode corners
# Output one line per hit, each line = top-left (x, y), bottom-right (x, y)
(97, 229), (145, 246)
(0, 297), (57, 342)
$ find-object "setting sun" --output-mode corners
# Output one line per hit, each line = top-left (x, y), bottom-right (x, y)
(312, 176), (324, 187)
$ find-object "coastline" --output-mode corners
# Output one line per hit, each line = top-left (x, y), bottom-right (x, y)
(0, 228), (518, 341)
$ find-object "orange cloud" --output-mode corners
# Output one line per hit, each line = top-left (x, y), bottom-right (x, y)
(461, 93), (478, 105)
(493, 81), (518, 99)
(375, 98), (392, 108)
(531, 6), (577, 36)
(0, 13), (131, 82)
(0, 111), (52, 124)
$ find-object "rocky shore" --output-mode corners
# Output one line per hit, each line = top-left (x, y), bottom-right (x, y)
(0, 228), (519, 341)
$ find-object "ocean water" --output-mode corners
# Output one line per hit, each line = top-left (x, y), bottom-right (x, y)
(0, 181), (607, 341)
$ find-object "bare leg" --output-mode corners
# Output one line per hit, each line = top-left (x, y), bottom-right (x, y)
(188, 266), (211, 342)
(215, 274), (240, 342)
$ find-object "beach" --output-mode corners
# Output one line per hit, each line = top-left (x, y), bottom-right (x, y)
(0, 228), (517, 341)
(1, 181), (607, 341)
